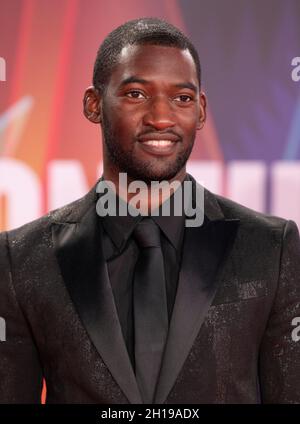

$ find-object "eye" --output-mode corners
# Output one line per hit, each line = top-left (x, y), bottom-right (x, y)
(174, 94), (193, 103)
(125, 90), (146, 99)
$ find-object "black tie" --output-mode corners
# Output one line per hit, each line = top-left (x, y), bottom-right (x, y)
(133, 218), (169, 404)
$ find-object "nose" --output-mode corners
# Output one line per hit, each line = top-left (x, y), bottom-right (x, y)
(142, 95), (176, 130)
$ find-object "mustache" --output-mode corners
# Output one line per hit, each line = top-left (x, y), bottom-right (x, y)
(137, 129), (182, 141)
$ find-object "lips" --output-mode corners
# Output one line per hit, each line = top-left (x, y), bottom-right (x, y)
(138, 133), (180, 142)
(137, 133), (180, 156)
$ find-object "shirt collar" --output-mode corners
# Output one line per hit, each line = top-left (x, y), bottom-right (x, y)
(98, 175), (188, 258)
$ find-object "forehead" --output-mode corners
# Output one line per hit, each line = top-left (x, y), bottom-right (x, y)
(109, 44), (198, 87)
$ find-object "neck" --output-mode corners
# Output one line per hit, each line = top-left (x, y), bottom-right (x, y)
(102, 167), (187, 215)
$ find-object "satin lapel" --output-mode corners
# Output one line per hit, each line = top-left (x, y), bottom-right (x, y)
(154, 180), (240, 404)
(51, 199), (143, 404)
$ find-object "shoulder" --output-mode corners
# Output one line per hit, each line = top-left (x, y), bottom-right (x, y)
(190, 174), (292, 234)
(214, 192), (288, 230)
(209, 191), (300, 250)
(0, 184), (97, 250)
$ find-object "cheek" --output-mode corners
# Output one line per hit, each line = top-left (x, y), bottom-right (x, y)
(176, 108), (199, 130)
(110, 116), (139, 145)
(116, 113), (141, 137)
(180, 119), (198, 138)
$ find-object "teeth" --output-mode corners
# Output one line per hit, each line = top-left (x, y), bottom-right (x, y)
(142, 140), (174, 146)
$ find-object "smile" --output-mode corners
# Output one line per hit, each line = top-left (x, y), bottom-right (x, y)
(142, 140), (175, 146)
(138, 139), (178, 156)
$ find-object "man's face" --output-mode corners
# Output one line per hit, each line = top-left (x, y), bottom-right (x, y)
(99, 44), (206, 183)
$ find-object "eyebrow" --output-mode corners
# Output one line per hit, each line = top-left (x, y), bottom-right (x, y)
(119, 76), (198, 93)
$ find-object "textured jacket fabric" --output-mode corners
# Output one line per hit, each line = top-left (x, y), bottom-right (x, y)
(0, 175), (300, 404)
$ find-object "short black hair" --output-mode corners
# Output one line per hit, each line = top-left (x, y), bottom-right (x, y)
(93, 17), (201, 94)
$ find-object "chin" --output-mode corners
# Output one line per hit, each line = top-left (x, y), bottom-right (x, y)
(134, 170), (180, 183)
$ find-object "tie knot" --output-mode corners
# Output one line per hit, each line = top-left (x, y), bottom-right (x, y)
(133, 218), (161, 248)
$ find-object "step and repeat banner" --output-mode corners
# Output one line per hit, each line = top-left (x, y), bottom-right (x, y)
(1, 0), (300, 230)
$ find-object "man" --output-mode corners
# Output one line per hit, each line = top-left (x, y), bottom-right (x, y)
(0, 17), (300, 404)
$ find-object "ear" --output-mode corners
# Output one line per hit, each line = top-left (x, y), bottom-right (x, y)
(83, 86), (102, 124)
(196, 91), (207, 130)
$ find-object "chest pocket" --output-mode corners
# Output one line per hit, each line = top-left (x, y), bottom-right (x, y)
(212, 279), (269, 306)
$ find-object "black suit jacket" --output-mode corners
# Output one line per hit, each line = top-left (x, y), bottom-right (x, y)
(0, 175), (300, 403)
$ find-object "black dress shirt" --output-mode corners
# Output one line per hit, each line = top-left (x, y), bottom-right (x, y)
(98, 179), (187, 371)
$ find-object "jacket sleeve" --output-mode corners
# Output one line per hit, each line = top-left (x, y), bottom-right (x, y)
(0, 231), (43, 403)
(259, 219), (300, 403)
